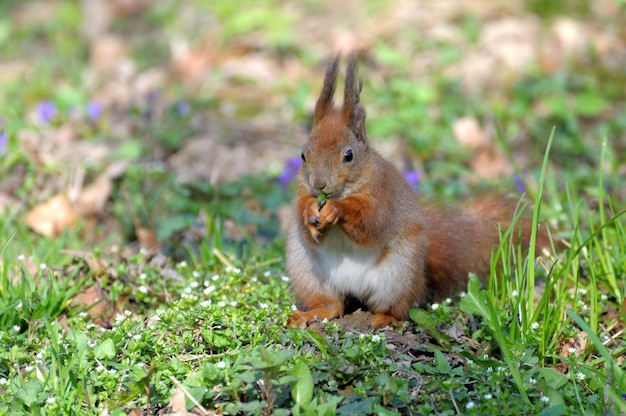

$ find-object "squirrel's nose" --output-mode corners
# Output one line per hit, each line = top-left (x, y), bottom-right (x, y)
(313, 178), (327, 191)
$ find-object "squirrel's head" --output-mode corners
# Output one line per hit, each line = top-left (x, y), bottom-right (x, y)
(300, 54), (369, 199)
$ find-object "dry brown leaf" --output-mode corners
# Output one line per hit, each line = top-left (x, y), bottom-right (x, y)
(168, 387), (189, 416)
(469, 147), (514, 180)
(136, 226), (160, 250)
(72, 284), (115, 328)
(76, 173), (112, 217)
(26, 194), (78, 238)
(90, 34), (130, 72)
(452, 117), (491, 149)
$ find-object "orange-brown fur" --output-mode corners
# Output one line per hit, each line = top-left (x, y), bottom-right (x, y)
(286, 55), (547, 328)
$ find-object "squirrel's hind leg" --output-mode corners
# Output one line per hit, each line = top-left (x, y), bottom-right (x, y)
(288, 296), (344, 328)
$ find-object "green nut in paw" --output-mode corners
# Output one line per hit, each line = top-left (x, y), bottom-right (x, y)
(317, 193), (329, 208)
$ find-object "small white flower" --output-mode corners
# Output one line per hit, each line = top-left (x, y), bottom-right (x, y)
(16, 301), (23, 310)
(459, 291), (467, 298)
(484, 393), (493, 400)
(531, 322), (539, 330)
(511, 290), (519, 297)
(138, 286), (148, 294)
(359, 333), (366, 339)
(184, 287), (192, 294)
(291, 304), (297, 311)
(139, 273), (147, 280)
(466, 401), (476, 409)
(322, 318), (329, 323)
(281, 275), (290, 282)
(40, 263), (48, 270)
(431, 303), (440, 310)
(192, 271), (201, 278)
(230, 301), (238, 307)
(12, 325), (20, 332)
(263, 271), (271, 277)
(96, 365), (105, 372)
(200, 300), (211, 308)
(190, 281), (199, 288)
(445, 298), (452, 304)
(132, 334), (141, 341)
(203, 285), (216, 295)
(217, 301), (226, 307)
(212, 274), (220, 281)
(600, 294), (608, 301)
(466, 359), (474, 365)
(216, 361), (226, 369)
(178, 261), (188, 268)
(371, 334), (382, 342)
(46, 397), (56, 404)
(260, 303), (269, 309)
(540, 395), (550, 403)
(568, 347), (577, 354)
(87, 340), (96, 348)
(577, 288), (587, 296)
(232, 268), (241, 274)
(576, 372), (585, 381)
(17, 254), (26, 261)
(108, 368), (117, 375)
(136, 362), (145, 367)
(0, 377), (8, 385)
(25, 365), (34, 372)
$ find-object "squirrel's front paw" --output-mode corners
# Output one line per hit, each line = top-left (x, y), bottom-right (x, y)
(318, 200), (339, 230)
(304, 201), (322, 242)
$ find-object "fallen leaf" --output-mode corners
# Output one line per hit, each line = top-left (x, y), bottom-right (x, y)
(72, 284), (115, 328)
(136, 226), (160, 250)
(26, 194), (78, 238)
(469, 147), (514, 180)
(76, 173), (112, 217)
(168, 387), (188, 416)
(453, 117), (491, 149)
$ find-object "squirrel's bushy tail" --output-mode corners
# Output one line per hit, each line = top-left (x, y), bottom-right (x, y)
(423, 195), (551, 299)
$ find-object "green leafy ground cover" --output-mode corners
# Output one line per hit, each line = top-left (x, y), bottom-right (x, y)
(0, 1), (625, 415)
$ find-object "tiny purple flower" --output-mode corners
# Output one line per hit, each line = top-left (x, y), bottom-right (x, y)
(37, 101), (57, 123)
(277, 156), (302, 189)
(0, 132), (7, 153)
(403, 170), (420, 192)
(176, 100), (190, 116)
(86, 101), (102, 121)
(515, 173), (527, 193)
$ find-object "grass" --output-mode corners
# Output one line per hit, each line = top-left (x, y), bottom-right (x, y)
(1, 1), (625, 415)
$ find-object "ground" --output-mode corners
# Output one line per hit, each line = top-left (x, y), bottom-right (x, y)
(0, 1), (625, 415)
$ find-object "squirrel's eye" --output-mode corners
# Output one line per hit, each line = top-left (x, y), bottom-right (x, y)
(343, 149), (353, 162)
(301, 151), (306, 162)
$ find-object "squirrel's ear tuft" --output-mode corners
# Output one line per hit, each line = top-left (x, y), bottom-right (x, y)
(342, 54), (367, 142)
(314, 55), (340, 123)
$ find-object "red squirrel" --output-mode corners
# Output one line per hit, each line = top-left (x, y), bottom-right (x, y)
(286, 55), (547, 328)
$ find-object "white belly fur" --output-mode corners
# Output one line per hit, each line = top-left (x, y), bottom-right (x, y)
(313, 227), (410, 310)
